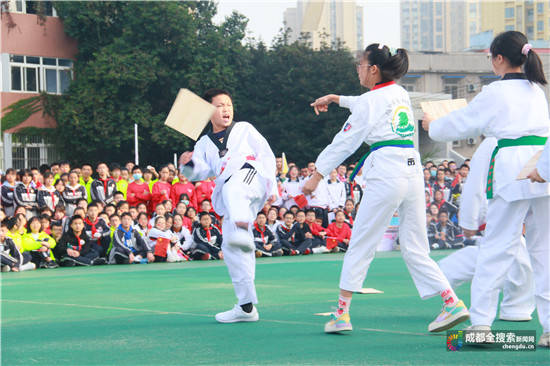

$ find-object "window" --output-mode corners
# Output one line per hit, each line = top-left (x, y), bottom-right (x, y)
(436, 19), (442, 32)
(469, 3), (477, 14)
(444, 84), (458, 99)
(537, 3), (544, 13)
(7, 0), (57, 16)
(527, 26), (534, 38)
(538, 20), (544, 31)
(9, 54), (73, 94)
(505, 7), (514, 18)
(436, 35), (443, 49)
(505, 25), (515, 31)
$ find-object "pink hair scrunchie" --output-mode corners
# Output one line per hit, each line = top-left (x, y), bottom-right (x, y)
(521, 43), (532, 56)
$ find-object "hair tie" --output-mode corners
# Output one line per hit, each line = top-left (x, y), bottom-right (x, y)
(521, 43), (532, 56)
(389, 47), (398, 56)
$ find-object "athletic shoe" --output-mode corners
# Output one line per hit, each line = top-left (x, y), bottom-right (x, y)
(272, 249), (284, 257)
(215, 304), (259, 323)
(312, 246), (330, 254)
(227, 229), (255, 252)
(60, 257), (76, 267)
(91, 257), (107, 266)
(538, 332), (550, 347)
(201, 253), (211, 261)
(1, 265), (11, 272)
(428, 300), (470, 332)
(498, 314), (532, 322)
(324, 312), (353, 333)
(45, 261), (59, 269)
(290, 249), (297, 256)
(303, 248), (312, 255)
(331, 247), (340, 253)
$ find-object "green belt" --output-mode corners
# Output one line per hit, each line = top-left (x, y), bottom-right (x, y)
(486, 135), (548, 199)
(349, 140), (414, 182)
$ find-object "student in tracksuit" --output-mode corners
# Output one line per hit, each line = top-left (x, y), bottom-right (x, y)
(14, 169), (39, 219)
(62, 171), (87, 216)
(275, 211), (298, 256)
(305, 43), (469, 334)
(438, 136), (535, 322)
(422, 31), (549, 347)
(252, 212), (283, 257)
(179, 89), (277, 324)
(187, 212), (223, 260)
(110, 213), (154, 264)
(1, 168), (18, 217)
(37, 172), (63, 213)
(90, 163), (116, 205)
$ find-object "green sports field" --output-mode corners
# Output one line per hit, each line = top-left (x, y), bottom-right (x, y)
(2, 251), (548, 365)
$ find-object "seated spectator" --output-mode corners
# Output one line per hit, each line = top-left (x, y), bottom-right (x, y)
(37, 172), (63, 212)
(21, 217), (58, 268)
(84, 202), (111, 257)
(183, 212), (223, 260)
(253, 212), (283, 257)
(277, 206), (287, 224)
(129, 206), (138, 221)
(109, 212), (154, 264)
(136, 202), (148, 215)
(266, 208), (279, 233)
(199, 199), (220, 228)
(116, 200), (130, 216)
(287, 210), (314, 255)
(146, 215), (180, 262)
(149, 202), (167, 227)
(428, 211), (465, 250)
(305, 209), (329, 253)
(432, 190), (458, 223)
(53, 215), (105, 266)
(1, 219), (35, 271)
(76, 198), (88, 213)
(326, 210), (351, 252)
(275, 211), (296, 255)
(173, 202), (193, 231)
(281, 166), (303, 209)
(50, 221), (63, 243)
(133, 212), (150, 237)
(171, 214), (192, 251)
(63, 171), (87, 216)
(40, 214), (52, 235)
(104, 204), (116, 217)
(432, 169), (452, 202)
(185, 206), (199, 229)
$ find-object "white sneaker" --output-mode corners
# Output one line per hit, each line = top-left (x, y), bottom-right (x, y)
(215, 304), (259, 323)
(538, 332), (550, 347)
(312, 246), (330, 254)
(227, 229), (255, 252)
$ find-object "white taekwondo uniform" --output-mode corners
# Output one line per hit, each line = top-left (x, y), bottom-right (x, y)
(181, 121), (277, 305)
(438, 137), (535, 320)
(537, 138), (550, 182)
(429, 74), (550, 331)
(315, 81), (453, 298)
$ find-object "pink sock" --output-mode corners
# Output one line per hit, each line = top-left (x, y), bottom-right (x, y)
(441, 288), (459, 307)
(336, 295), (352, 315)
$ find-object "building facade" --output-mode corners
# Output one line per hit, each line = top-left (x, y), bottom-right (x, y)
(283, 0), (364, 51)
(1, 0), (76, 170)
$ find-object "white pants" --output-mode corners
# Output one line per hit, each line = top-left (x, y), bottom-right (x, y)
(220, 166), (267, 306)
(470, 195), (550, 331)
(339, 174), (451, 299)
(439, 243), (535, 319)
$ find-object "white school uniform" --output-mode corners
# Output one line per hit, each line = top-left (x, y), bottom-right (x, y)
(326, 179), (346, 210)
(181, 121), (277, 305)
(429, 76), (550, 331)
(281, 178), (303, 209)
(439, 137), (535, 320)
(315, 82), (452, 298)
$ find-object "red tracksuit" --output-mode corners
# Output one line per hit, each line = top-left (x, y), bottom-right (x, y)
(195, 180), (215, 206)
(127, 181), (152, 208)
(170, 181), (198, 209)
(150, 181), (172, 213)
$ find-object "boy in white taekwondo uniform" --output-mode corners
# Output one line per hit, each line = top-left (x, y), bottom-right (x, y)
(179, 89), (277, 323)
(438, 137), (535, 321)
(304, 43), (469, 334)
(423, 31), (550, 347)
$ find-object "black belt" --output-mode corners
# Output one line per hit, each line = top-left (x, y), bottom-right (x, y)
(225, 163), (255, 183)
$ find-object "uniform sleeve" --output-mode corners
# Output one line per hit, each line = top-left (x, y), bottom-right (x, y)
(537, 138), (550, 182)
(13, 185), (25, 207)
(338, 183), (346, 208)
(315, 101), (375, 177)
(339, 96), (361, 111)
(180, 139), (215, 182)
(37, 191), (46, 209)
(429, 86), (497, 142)
(134, 231), (151, 253)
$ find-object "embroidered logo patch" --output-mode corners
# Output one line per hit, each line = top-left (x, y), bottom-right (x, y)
(391, 106), (415, 137)
(343, 122), (352, 132)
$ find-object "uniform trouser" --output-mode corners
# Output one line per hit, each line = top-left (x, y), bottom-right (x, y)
(255, 240), (283, 255)
(111, 248), (148, 264)
(470, 195), (550, 331)
(220, 166), (267, 306)
(439, 243), (535, 319)
(339, 175), (452, 298)
(337, 242), (348, 252)
(59, 248), (99, 266)
(280, 238), (313, 253)
(191, 242), (221, 260)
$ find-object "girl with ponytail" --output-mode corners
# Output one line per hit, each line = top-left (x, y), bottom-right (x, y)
(423, 30), (550, 347)
(305, 43), (470, 335)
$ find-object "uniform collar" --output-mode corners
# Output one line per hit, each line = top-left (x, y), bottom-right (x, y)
(502, 73), (527, 80)
(371, 80), (396, 91)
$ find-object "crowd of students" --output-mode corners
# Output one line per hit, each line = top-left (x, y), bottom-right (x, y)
(0, 156), (471, 272)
